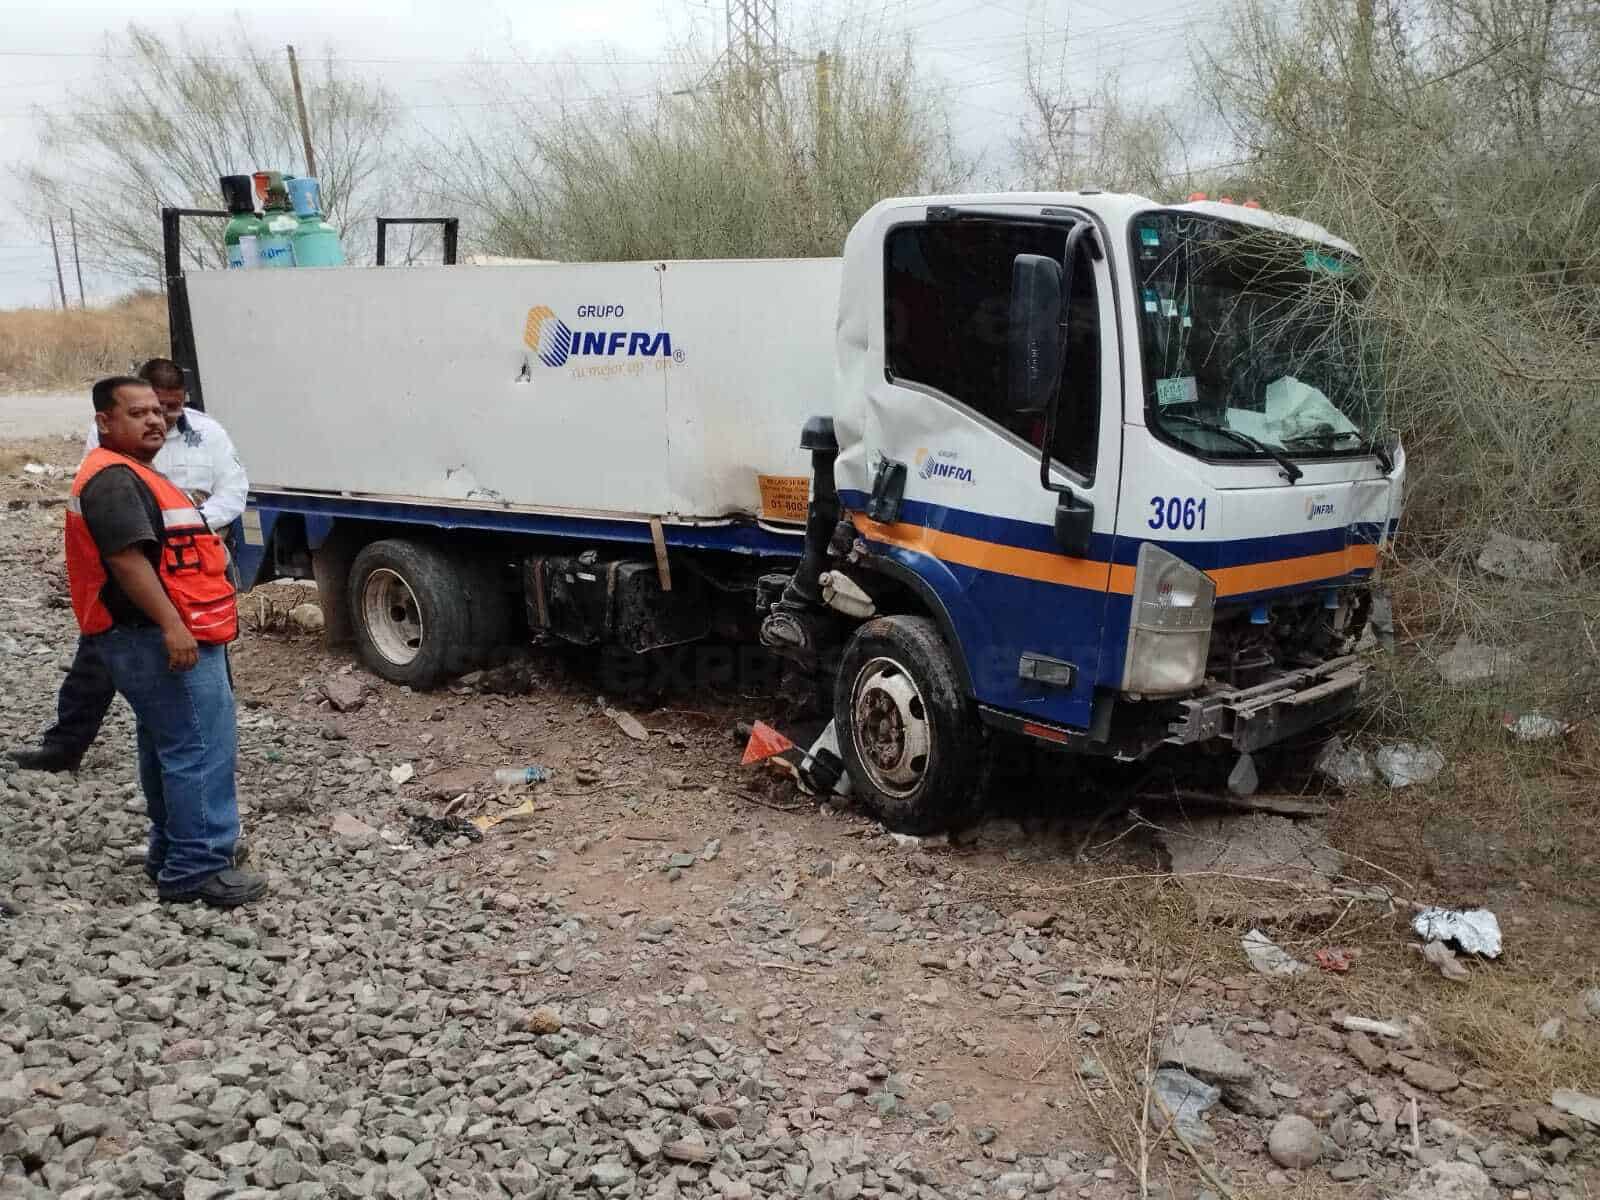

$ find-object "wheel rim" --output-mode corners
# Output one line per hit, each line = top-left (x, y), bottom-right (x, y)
(360, 568), (424, 666)
(849, 655), (932, 798)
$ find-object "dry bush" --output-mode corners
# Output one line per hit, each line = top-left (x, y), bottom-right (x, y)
(421, 29), (967, 262)
(0, 293), (169, 392)
(1190, 0), (1600, 724)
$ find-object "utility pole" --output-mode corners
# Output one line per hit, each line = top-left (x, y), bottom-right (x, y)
(1352, 0), (1374, 140)
(69, 208), (85, 307)
(287, 44), (317, 179)
(47, 216), (68, 311)
(814, 51), (832, 169)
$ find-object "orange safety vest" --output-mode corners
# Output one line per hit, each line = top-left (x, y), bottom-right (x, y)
(66, 448), (238, 643)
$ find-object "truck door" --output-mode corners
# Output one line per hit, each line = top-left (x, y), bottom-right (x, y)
(851, 211), (1122, 731)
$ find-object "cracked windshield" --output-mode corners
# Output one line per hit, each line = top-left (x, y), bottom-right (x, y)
(1132, 210), (1383, 460)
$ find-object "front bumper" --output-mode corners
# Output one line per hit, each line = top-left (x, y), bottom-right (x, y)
(1164, 654), (1366, 752)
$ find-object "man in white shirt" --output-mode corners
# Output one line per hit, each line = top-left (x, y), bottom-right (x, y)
(9, 358), (250, 774)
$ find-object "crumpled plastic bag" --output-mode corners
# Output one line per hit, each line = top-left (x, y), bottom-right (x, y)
(1412, 907), (1501, 958)
(1242, 928), (1308, 976)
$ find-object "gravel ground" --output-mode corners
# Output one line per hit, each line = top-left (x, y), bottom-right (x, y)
(1, 440), (1597, 1200)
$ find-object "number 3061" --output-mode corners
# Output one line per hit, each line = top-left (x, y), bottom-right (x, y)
(1148, 495), (1207, 531)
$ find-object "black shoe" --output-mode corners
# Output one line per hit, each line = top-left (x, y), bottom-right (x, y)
(145, 838), (251, 883)
(8, 746), (84, 773)
(158, 867), (268, 909)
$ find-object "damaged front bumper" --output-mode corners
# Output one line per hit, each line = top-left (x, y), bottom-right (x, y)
(1165, 654), (1367, 752)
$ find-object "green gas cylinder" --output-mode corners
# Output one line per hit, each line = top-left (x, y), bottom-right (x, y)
(254, 171), (298, 268)
(286, 177), (346, 267)
(220, 175), (264, 269)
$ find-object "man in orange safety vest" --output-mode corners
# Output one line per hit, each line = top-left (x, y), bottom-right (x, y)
(63, 376), (267, 908)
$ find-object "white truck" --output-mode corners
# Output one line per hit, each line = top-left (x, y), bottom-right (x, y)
(165, 190), (1403, 831)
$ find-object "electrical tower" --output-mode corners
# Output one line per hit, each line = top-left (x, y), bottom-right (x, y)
(725, 0), (779, 123)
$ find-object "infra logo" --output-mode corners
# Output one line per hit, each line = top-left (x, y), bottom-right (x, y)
(523, 303), (678, 368)
(524, 306), (574, 367)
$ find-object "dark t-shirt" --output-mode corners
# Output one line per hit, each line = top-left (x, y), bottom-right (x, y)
(80, 465), (162, 627)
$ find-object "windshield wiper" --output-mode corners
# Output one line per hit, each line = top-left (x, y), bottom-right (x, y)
(1282, 429), (1394, 475)
(1163, 413), (1304, 483)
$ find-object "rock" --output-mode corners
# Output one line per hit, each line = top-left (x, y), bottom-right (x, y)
(57, 1104), (113, 1143)
(1403, 1061), (1461, 1093)
(663, 1138), (716, 1164)
(1267, 1115), (1322, 1169)
(795, 926), (827, 948)
(321, 674), (367, 711)
(1476, 532), (1562, 582)
(1315, 736), (1376, 788)
(721, 1182), (754, 1200)
(1330, 1158), (1369, 1181)
(1151, 1069), (1220, 1140)
(1376, 742), (1446, 787)
(1401, 1161), (1495, 1200)
(331, 811), (378, 848)
(1538, 1017), (1565, 1043)
(1506, 1109), (1541, 1140)
(624, 1130), (662, 1161)
(389, 762), (414, 785)
(1347, 1032), (1388, 1072)
(1435, 636), (1520, 686)
(1550, 1089), (1600, 1127)
(607, 708), (650, 741)
(1158, 1025), (1253, 1085)
(692, 1104), (739, 1130)
(589, 1162), (633, 1189)
(288, 602), (324, 633)
(525, 1006), (563, 1035)
(1008, 909), (1053, 929)
(1583, 988), (1600, 1019)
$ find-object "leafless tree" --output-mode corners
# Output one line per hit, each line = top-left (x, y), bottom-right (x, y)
(24, 24), (398, 282)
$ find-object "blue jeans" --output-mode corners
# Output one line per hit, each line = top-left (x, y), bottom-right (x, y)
(92, 625), (239, 891)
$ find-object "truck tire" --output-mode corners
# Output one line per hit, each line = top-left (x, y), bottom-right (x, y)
(460, 558), (514, 659)
(835, 615), (989, 834)
(348, 539), (480, 688)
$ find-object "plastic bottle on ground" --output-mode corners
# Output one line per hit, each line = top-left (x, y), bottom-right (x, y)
(493, 766), (551, 787)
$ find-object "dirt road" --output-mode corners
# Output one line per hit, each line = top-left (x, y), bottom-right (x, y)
(0, 390), (88, 440)
(1, 433), (1594, 1199)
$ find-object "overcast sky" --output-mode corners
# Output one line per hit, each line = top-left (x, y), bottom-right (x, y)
(0, 0), (1224, 308)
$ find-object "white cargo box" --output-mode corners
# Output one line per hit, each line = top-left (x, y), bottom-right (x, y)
(187, 258), (843, 525)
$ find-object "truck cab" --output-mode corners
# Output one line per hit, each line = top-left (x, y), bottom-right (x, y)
(762, 191), (1402, 830)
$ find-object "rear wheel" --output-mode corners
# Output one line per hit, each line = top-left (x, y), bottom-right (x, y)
(348, 539), (485, 687)
(835, 615), (988, 833)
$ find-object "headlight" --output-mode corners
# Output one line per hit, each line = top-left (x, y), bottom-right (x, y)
(1122, 543), (1216, 697)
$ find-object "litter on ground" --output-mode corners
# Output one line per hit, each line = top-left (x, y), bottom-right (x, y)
(1313, 947), (1356, 972)
(1501, 711), (1572, 741)
(1411, 906), (1502, 957)
(1241, 928), (1308, 977)
(1375, 742), (1446, 788)
(1420, 939), (1471, 982)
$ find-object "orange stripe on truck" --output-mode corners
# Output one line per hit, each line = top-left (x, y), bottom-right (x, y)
(851, 514), (1377, 597)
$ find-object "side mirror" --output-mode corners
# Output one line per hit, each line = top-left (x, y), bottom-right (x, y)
(1055, 492), (1094, 558)
(1007, 253), (1063, 415)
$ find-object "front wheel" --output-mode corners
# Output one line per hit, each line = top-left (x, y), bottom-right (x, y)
(834, 616), (988, 834)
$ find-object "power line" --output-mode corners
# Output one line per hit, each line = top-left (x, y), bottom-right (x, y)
(0, 48), (688, 67)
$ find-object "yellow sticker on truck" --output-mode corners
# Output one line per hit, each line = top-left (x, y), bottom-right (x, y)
(757, 475), (810, 524)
